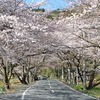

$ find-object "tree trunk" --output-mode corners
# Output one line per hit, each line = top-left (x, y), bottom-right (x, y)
(27, 72), (30, 83)
(29, 71), (34, 82)
(83, 57), (86, 90)
(87, 70), (95, 89)
(14, 70), (28, 84)
(68, 68), (71, 84)
(62, 67), (64, 81)
(22, 74), (28, 84)
(76, 67), (79, 85)
(87, 59), (96, 89)
(3, 67), (10, 89)
(77, 66), (83, 83)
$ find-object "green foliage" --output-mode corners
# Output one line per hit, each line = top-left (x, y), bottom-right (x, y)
(71, 84), (84, 91)
(63, 10), (72, 17)
(46, 4), (88, 19)
(46, 15), (53, 19)
(75, 85), (84, 90)
(71, 9), (77, 14)
(46, 10), (60, 19)
(46, 9), (73, 19)
(70, 84), (100, 98)
(32, 8), (45, 12)
(52, 10), (60, 14)
(87, 87), (100, 98)
(0, 81), (3, 89)
(39, 67), (54, 78)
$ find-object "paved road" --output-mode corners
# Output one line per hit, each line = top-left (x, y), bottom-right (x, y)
(21, 79), (98, 100)
(0, 79), (99, 100)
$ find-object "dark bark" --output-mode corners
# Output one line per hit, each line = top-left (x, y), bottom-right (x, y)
(14, 70), (28, 84)
(8, 65), (14, 82)
(77, 66), (83, 83)
(87, 70), (95, 89)
(3, 67), (10, 89)
(92, 82), (100, 88)
(72, 56), (83, 83)
(22, 74), (28, 84)
(27, 75), (30, 83)
(30, 71), (34, 82)
(74, 76), (77, 84)
(87, 59), (97, 89)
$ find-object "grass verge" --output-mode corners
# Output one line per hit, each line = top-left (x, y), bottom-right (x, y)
(0, 79), (35, 93)
(69, 84), (100, 99)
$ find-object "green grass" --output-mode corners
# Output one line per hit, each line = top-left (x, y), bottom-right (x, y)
(10, 78), (20, 84)
(69, 84), (100, 99)
(87, 87), (100, 98)
(0, 78), (21, 92)
(70, 84), (84, 91)
(0, 80), (4, 92)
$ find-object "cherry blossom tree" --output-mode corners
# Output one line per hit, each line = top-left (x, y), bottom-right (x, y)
(49, 1), (100, 89)
(0, 0), (52, 88)
(0, 0), (99, 90)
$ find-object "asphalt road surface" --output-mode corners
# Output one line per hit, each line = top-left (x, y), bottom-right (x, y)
(21, 79), (98, 100)
(0, 79), (99, 100)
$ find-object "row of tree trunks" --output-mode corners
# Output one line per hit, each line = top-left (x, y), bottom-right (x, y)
(2, 58), (14, 89)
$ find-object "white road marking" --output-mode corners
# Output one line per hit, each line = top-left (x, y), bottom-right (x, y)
(50, 86), (52, 88)
(21, 82), (38, 100)
(21, 86), (32, 100)
(52, 90), (54, 93)
(48, 80), (55, 93)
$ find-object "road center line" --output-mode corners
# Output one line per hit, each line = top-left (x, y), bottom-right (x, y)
(50, 86), (52, 88)
(48, 80), (54, 93)
(52, 90), (54, 93)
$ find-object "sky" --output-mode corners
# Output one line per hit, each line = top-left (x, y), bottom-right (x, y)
(25, 0), (70, 10)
